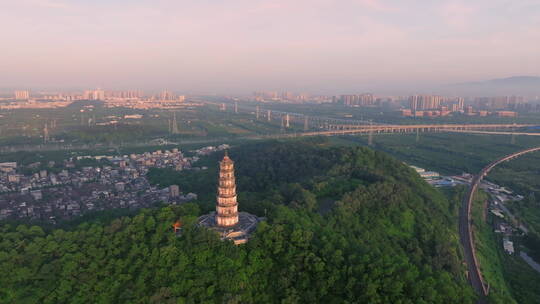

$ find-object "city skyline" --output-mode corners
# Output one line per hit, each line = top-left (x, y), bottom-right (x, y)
(1, 0), (539, 94)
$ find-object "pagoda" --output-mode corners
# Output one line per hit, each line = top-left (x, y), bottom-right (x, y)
(216, 152), (239, 227)
(197, 151), (262, 244)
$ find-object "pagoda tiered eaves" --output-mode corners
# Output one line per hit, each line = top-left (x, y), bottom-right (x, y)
(216, 154), (239, 227)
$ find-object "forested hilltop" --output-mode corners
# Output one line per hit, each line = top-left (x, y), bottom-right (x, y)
(0, 140), (475, 303)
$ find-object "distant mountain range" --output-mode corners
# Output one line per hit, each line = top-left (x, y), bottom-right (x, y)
(447, 76), (540, 96)
(456, 76), (540, 86)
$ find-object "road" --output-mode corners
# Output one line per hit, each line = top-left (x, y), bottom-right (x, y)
(446, 129), (540, 136)
(520, 252), (540, 274)
(460, 146), (540, 302)
(460, 174), (488, 302)
(493, 197), (529, 233)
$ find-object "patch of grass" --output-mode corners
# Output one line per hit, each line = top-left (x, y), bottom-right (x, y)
(472, 191), (517, 304)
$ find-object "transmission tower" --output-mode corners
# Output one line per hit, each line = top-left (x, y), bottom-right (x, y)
(511, 120), (516, 144)
(171, 112), (179, 134)
(43, 123), (49, 143)
(368, 120), (373, 146)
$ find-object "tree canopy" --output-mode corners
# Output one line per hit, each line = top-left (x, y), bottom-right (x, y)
(0, 140), (475, 303)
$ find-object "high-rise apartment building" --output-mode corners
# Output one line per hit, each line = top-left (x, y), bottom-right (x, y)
(160, 90), (175, 100)
(474, 96), (525, 110)
(409, 95), (442, 111)
(14, 90), (30, 100)
(83, 89), (105, 100)
(457, 98), (465, 110)
(409, 95), (419, 113)
(105, 91), (144, 99)
(340, 94), (374, 106)
(253, 91), (279, 101)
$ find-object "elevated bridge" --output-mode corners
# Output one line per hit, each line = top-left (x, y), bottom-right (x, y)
(203, 100), (539, 135)
(323, 123), (535, 133)
(283, 123), (537, 137)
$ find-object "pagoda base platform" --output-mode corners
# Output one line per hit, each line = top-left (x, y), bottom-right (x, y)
(197, 211), (264, 245)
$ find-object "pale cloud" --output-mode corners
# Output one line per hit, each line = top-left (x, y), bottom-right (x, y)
(13, 0), (69, 9)
(33, 0), (68, 9)
(356, 0), (397, 12)
(0, 0), (539, 92)
(439, 1), (477, 30)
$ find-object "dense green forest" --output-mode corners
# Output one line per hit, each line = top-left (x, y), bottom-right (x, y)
(0, 140), (475, 303)
(490, 153), (540, 232)
(335, 133), (540, 175)
(332, 133), (540, 303)
(341, 133), (540, 261)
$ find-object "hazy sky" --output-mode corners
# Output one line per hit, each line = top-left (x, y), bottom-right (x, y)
(1, 0), (539, 93)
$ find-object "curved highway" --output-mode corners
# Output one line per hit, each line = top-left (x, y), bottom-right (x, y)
(460, 146), (540, 302)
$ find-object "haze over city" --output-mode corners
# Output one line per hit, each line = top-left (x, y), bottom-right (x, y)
(4, 1), (540, 303)
(2, 0), (539, 94)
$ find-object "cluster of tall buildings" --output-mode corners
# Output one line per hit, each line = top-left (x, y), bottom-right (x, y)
(1, 89), (188, 110)
(252, 91), (312, 102)
(407, 95), (464, 112)
(402, 94), (525, 118)
(408, 95), (461, 111)
(105, 90), (144, 99)
(83, 89), (105, 101)
(14, 90), (30, 100)
(473, 96), (526, 110)
(7, 89), (186, 102)
(407, 95), (527, 113)
(339, 94), (375, 106)
(158, 90), (176, 101)
(76, 89), (144, 101)
(400, 95), (465, 117)
(86, 89), (169, 101)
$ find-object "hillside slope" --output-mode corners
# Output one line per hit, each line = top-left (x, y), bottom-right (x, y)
(0, 140), (475, 303)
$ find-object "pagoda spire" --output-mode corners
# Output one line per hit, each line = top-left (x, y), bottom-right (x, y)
(216, 152), (239, 227)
